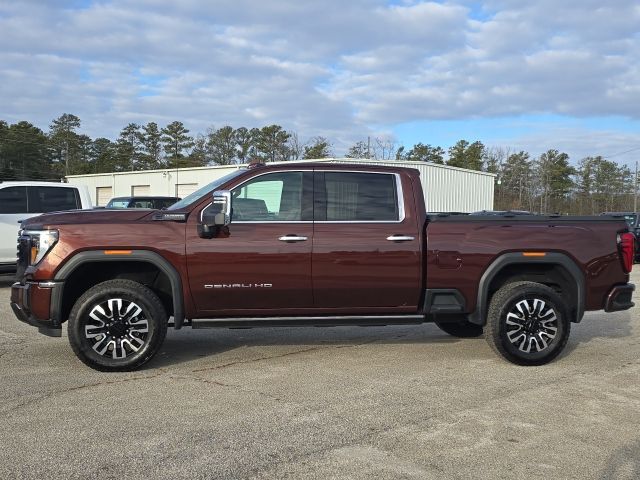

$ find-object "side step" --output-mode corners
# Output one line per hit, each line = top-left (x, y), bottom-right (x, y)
(191, 315), (425, 329)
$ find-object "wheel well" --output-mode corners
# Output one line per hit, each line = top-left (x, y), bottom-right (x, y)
(59, 261), (174, 322)
(486, 263), (578, 320)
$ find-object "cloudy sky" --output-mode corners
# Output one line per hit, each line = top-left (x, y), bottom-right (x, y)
(1, 0), (639, 164)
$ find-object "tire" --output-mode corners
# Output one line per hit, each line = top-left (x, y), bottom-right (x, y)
(68, 279), (168, 371)
(485, 281), (570, 366)
(435, 318), (484, 338)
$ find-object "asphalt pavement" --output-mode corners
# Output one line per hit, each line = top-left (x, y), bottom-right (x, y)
(0, 272), (639, 479)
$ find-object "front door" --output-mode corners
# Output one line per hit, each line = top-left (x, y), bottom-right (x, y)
(312, 171), (422, 313)
(186, 170), (314, 316)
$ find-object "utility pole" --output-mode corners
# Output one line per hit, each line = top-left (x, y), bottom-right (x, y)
(634, 160), (638, 212)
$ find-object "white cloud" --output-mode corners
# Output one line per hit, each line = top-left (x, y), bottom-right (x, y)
(0, 0), (638, 156)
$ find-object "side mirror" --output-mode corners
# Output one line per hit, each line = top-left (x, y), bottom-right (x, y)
(198, 190), (231, 238)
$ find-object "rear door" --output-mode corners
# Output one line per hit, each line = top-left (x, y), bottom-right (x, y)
(312, 170), (422, 312)
(28, 186), (81, 212)
(186, 170), (314, 314)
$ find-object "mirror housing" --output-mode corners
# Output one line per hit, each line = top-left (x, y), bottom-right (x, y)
(198, 190), (231, 238)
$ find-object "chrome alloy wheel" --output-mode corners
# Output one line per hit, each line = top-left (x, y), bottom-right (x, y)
(505, 298), (558, 353)
(84, 298), (149, 359)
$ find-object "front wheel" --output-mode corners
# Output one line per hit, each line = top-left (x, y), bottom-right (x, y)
(485, 281), (570, 366)
(68, 279), (168, 371)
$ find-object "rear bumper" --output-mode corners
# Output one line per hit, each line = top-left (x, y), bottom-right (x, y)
(10, 281), (62, 337)
(604, 283), (635, 312)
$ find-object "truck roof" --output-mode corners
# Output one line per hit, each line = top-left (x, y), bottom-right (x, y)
(0, 181), (72, 187)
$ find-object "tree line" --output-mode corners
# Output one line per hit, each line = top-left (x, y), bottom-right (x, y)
(0, 113), (636, 215)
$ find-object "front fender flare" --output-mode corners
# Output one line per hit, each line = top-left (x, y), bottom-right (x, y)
(52, 250), (186, 329)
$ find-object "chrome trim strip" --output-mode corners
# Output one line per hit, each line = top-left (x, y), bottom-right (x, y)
(278, 235), (308, 242)
(386, 235), (415, 242)
(200, 168), (407, 225)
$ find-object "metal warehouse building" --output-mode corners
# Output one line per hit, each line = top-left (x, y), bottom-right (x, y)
(66, 158), (495, 212)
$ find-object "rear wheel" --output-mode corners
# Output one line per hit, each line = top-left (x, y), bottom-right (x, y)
(68, 279), (167, 371)
(435, 318), (484, 338)
(485, 281), (570, 366)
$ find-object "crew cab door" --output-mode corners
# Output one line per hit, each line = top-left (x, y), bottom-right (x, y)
(186, 170), (314, 315)
(312, 171), (422, 312)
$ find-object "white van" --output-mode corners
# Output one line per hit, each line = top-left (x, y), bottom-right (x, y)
(0, 182), (93, 272)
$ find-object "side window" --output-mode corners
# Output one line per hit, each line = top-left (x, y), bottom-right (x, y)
(231, 172), (304, 222)
(318, 172), (399, 221)
(156, 199), (177, 209)
(28, 187), (80, 213)
(0, 186), (28, 214)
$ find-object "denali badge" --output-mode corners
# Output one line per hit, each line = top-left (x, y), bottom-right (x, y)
(204, 283), (273, 289)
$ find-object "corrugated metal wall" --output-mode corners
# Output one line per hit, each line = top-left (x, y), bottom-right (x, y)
(66, 166), (243, 206)
(67, 158), (495, 212)
(324, 159), (495, 213)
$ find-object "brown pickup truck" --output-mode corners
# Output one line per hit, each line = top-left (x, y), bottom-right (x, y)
(10, 163), (636, 371)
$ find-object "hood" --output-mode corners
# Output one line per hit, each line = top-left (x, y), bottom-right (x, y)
(20, 208), (155, 229)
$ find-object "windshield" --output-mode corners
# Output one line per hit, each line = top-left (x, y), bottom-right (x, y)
(167, 169), (247, 210)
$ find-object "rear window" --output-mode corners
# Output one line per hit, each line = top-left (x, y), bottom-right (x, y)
(29, 186), (80, 213)
(106, 199), (131, 208)
(623, 214), (637, 228)
(0, 186), (28, 214)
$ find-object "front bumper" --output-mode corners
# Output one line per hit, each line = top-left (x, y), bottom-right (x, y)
(10, 281), (63, 337)
(604, 283), (635, 312)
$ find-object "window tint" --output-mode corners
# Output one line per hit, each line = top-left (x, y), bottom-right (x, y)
(155, 199), (178, 209)
(106, 199), (130, 208)
(0, 186), (28, 214)
(231, 172), (303, 221)
(318, 172), (399, 221)
(131, 200), (153, 208)
(29, 187), (80, 213)
(624, 214), (637, 227)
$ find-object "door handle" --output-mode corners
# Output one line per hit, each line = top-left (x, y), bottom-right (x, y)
(279, 235), (308, 242)
(386, 235), (415, 242)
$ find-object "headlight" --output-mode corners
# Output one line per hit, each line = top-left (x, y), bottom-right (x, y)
(25, 230), (59, 265)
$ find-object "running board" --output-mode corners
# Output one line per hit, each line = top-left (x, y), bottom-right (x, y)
(191, 315), (425, 329)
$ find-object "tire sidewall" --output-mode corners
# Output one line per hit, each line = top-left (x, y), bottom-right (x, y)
(68, 282), (167, 371)
(494, 284), (569, 365)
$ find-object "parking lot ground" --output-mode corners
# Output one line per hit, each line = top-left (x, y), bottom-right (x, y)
(0, 272), (639, 479)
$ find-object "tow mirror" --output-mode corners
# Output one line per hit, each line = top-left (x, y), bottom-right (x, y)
(198, 190), (231, 238)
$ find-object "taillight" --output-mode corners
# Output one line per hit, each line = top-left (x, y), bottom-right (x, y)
(618, 232), (635, 273)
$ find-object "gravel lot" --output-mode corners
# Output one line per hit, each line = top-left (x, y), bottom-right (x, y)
(0, 271), (639, 479)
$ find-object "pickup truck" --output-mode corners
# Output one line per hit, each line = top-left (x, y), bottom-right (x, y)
(10, 163), (636, 371)
(0, 181), (92, 272)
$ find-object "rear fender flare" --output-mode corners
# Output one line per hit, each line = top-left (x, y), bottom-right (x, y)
(467, 252), (585, 326)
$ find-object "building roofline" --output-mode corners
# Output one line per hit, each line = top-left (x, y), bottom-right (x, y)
(66, 157), (496, 179)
